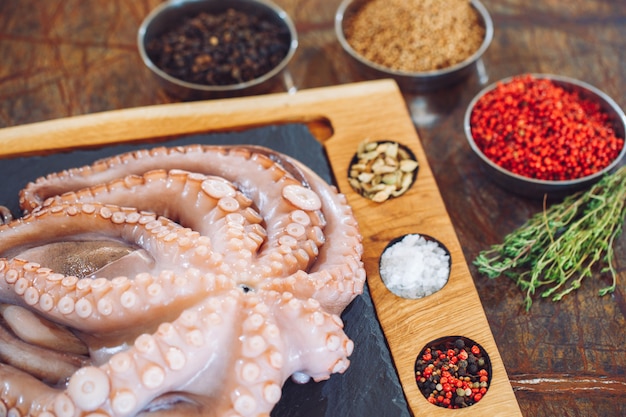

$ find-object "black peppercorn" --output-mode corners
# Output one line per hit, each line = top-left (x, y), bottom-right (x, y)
(455, 338), (465, 349)
(146, 9), (290, 86)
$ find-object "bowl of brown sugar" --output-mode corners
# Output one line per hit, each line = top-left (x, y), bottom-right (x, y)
(335, 0), (493, 92)
(138, 0), (298, 99)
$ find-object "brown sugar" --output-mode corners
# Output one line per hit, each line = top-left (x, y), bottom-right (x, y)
(343, 0), (485, 72)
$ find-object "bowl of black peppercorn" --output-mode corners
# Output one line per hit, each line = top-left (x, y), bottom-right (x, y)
(138, 0), (298, 99)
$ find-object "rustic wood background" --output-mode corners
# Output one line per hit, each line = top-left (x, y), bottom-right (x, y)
(1, 1), (625, 416)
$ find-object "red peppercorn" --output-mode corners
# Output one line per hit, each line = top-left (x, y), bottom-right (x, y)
(474, 393), (483, 402)
(471, 345), (480, 355)
(470, 74), (624, 181)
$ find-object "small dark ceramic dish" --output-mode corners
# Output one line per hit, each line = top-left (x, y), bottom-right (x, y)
(415, 335), (492, 408)
(347, 140), (419, 202)
(378, 233), (451, 299)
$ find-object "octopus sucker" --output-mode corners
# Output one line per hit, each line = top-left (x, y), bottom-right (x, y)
(0, 144), (365, 416)
(0, 205), (13, 225)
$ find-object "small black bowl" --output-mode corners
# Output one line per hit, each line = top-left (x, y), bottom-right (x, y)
(379, 233), (451, 299)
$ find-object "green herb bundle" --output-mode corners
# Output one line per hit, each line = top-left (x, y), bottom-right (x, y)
(474, 165), (626, 310)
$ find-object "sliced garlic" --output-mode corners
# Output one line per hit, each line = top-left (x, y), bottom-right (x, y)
(348, 139), (419, 202)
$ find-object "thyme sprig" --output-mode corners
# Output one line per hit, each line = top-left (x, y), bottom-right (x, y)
(474, 165), (626, 310)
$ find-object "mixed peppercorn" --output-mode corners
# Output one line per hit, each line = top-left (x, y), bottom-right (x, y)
(415, 337), (490, 408)
(470, 74), (624, 181)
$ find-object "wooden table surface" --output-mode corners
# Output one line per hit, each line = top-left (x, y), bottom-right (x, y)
(1, 1), (625, 416)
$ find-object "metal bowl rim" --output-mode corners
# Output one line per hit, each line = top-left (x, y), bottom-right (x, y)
(463, 73), (626, 187)
(137, 0), (298, 93)
(334, 0), (494, 78)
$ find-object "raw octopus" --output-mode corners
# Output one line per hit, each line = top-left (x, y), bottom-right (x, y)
(0, 144), (365, 417)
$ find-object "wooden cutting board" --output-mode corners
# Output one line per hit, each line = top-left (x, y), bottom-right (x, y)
(0, 79), (522, 416)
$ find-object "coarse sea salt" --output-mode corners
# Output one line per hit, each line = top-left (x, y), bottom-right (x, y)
(379, 233), (450, 299)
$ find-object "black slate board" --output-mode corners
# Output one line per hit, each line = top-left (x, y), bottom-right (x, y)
(0, 124), (410, 417)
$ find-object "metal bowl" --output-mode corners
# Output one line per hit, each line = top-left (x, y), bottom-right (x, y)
(138, 0), (298, 100)
(464, 74), (626, 198)
(335, 0), (494, 92)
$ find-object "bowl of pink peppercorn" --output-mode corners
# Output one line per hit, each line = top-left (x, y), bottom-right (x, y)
(464, 73), (626, 198)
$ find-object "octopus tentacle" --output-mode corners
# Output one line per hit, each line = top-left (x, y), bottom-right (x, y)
(23, 146), (325, 252)
(41, 170), (265, 261)
(43, 171), (244, 235)
(0, 363), (62, 416)
(0, 320), (88, 386)
(0, 203), (234, 334)
(0, 304), (88, 355)
(22, 146), (314, 229)
(38, 168), (325, 287)
(40, 293), (243, 417)
(34, 289), (353, 417)
(262, 158), (365, 314)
